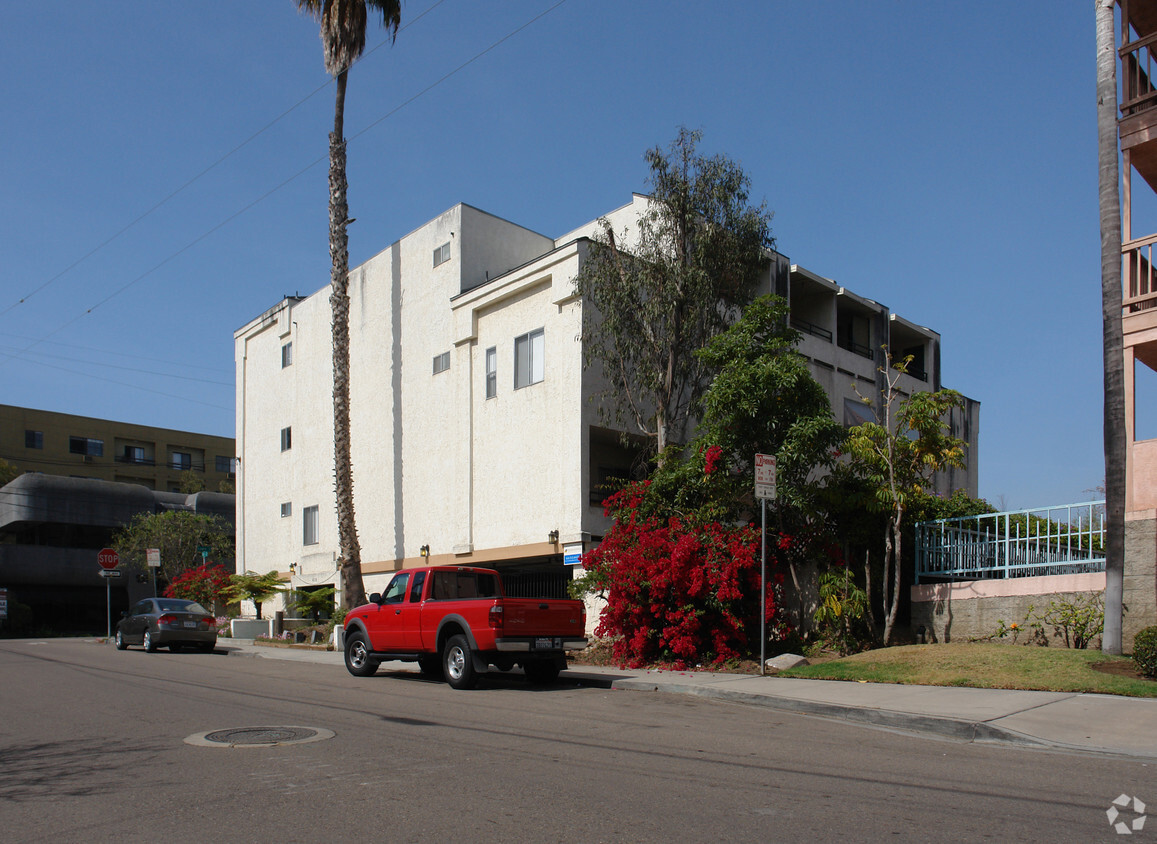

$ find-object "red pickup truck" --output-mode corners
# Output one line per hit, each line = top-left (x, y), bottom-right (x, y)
(342, 565), (588, 689)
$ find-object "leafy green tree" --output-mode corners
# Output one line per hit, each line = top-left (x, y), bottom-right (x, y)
(845, 354), (967, 645)
(290, 587), (336, 621)
(574, 128), (774, 454)
(229, 571), (285, 620)
(297, 0), (401, 611)
(0, 458), (19, 487)
(694, 294), (846, 628)
(178, 470), (205, 494)
(112, 511), (234, 583)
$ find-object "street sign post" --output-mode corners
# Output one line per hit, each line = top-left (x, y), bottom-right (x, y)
(754, 454), (777, 675)
(97, 547), (119, 570)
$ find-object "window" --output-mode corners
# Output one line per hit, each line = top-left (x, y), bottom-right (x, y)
(382, 572), (411, 604)
(69, 436), (103, 457)
(25, 430), (42, 449)
(433, 242), (451, 267)
(124, 446), (146, 464)
(282, 342), (293, 368)
(281, 502), (292, 518)
(303, 505), (319, 545)
(433, 351), (450, 374)
(281, 427), (292, 452)
(485, 346), (497, 399)
(215, 455), (234, 473)
(171, 452), (191, 471)
(409, 571), (427, 602)
(514, 328), (544, 389)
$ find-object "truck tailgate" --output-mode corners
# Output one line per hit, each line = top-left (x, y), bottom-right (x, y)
(502, 599), (584, 637)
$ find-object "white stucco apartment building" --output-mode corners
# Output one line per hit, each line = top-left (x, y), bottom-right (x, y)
(234, 195), (979, 606)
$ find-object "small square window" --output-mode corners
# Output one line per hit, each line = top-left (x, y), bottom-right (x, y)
(171, 452), (191, 471)
(282, 342), (293, 368)
(216, 456), (234, 473)
(69, 436), (104, 457)
(485, 346), (497, 399)
(514, 328), (545, 389)
(25, 430), (43, 449)
(281, 427), (292, 452)
(281, 502), (292, 518)
(433, 351), (450, 375)
(433, 242), (451, 268)
(303, 505), (319, 546)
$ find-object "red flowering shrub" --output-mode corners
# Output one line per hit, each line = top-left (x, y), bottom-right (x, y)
(163, 563), (232, 609)
(583, 480), (781, 668)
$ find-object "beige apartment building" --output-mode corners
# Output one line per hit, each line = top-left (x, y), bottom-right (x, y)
(235, 195), (979, 610)
(0, 404), (236, 492)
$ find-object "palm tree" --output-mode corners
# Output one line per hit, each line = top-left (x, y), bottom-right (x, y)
(1096, 0), (1124, 654)
(297, 0), (401, 610)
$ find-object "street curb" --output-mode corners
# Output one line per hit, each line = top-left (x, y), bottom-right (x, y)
(608, 678), (1055, 750)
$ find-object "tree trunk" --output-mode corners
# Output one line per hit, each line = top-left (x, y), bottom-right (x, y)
(882, 514), (902, 646)
(1097, 0), (1125, 654)
(329, 70), (367, 610)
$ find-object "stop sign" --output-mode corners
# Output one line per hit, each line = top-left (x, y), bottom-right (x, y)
(97, 548), (119, 570)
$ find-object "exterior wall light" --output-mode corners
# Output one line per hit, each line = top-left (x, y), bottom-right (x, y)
(548, 530), (559, 545)
(420, 544), (430, 557)
(289, 562), (297, 575)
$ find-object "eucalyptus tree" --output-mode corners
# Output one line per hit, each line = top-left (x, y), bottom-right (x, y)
(574, 128), (775, 456)
(297, 0), (401, 609)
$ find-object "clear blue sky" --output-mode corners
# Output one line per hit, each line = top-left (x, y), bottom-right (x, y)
(0, 1), (1113, 510)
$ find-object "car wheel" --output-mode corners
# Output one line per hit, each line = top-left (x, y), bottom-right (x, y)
(443, 634), (477, 690)
(142, 630), (156, 653)
(114, 630), (127, 650)
(417, 654), (442, 678)
(344, 632), (378, 677)
(524, 660), (561, 685)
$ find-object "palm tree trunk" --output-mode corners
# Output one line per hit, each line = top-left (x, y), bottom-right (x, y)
(329, 69), (367, 610)
(1097, 0), (1125, 654)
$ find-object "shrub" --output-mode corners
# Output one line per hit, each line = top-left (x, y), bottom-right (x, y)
(1134, 626), (1157, 678)
(164, 563), (233, 609)
(580, 480), (781, 668)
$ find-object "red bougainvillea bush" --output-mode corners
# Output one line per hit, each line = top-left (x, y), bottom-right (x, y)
(163, 562), (232, 609)
(583, 479), (783, 668)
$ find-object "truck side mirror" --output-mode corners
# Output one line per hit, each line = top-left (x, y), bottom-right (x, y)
(369, 593), (381, 604)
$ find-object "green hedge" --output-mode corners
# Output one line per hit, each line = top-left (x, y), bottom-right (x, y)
(1134, 626), (1157, 678)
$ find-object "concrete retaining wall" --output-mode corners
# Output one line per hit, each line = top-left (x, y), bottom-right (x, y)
(910, 572), (1106, 646)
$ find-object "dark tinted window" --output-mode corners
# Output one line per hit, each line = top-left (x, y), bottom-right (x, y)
(409, 571), (426, 603)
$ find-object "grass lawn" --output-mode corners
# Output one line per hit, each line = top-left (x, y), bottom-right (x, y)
(778, 643), (1157, 698)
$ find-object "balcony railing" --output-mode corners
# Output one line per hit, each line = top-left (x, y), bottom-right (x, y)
(789, 316), (833, 342)
(915, 501), (1105, 583)
(1121, 31), (1157, 117)
(837, 337), (875, 360)
(1122, 233), (1157, 314)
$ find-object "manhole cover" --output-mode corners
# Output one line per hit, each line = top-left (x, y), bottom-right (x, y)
(184, 726), (334, 748)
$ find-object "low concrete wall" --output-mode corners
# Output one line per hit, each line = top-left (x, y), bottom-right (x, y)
(910, 573), (1106, 645)
(230, 618), (272, 639)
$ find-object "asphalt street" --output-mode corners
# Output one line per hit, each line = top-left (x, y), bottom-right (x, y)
(1, 638), (1153, 842)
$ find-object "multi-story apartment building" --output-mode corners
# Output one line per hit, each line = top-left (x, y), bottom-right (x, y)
(235, 196), (979, 608)
(1113, 0), (1157, 642)
(0, 404), (236, 492)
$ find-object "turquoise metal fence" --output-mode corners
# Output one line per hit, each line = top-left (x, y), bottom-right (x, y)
(914, 501), (1106, 583)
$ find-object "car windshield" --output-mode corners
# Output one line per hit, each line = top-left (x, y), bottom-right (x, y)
(156, 599), (208, 614)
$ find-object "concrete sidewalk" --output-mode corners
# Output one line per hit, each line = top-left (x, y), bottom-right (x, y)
(222, 639), (1157, 759)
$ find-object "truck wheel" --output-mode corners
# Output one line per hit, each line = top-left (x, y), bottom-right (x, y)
(344, 632), (379, 677)
(443, 635), (478, 690)
(524, 661), (561, 685)
(418, 655), (443, 678)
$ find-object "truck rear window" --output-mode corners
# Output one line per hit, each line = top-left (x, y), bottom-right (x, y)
(428, 570), (499, 600)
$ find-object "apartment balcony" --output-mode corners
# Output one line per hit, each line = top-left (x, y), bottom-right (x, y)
(1120, 1), (1157, 193)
